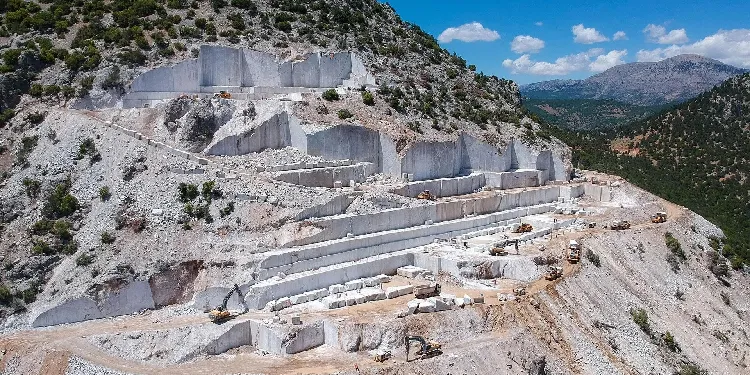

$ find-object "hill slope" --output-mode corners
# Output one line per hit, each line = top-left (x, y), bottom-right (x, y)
(524, 98), (667, 130)
(522, 54), (747, 106)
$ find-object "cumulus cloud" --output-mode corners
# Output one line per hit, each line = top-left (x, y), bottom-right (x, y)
(635, 29), (750, 68)
(438, 22), (500, 43)
(502, 48), (609, 75)
(613, 31), (628, 41)
(572, 24), (609, 44)
(643, 24), (689, 44)
(535, 21), (544, 27)
(589, 49), (628, 72)
(511, 35), (545, 54)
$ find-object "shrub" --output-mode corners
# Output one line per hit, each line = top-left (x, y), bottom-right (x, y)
(76, 138), (98, 159)
(31, 219), (54, 235)
(362, 91), (374, 105)
(30, 84), (45, 98)
(99, 186), (111, 201)
(676, 363), (707, 375)
(219, 201), (235, 217)
(337, 109), (353, 120)
(101, 232), (115, 244)
(0, 284), (12, 306)
(707, 251), (729, 278)
(52, 220), (72, 241)
(16, 135), (39, 167)
(22, 178), (41, 198)
(76, 253), (94, 266)
(201, 180), (220, 201)
(662, 331), (680, 352)
(322, 89), (339, 101)
(32, 240), (53, 255)
(0, 109), (15, 127)
(468, 64), (476, 71)
(178, 183), (199, 202)
(228, 13), (245, 30)
(79, 76), (95, 97)
(585, 249), (601, 267)
(666, 253), (680, 272)
(665, 232), (685, 260)
(630, 308), (651, 336)
(25, 112), (45, 125)
(42, 179), (79, 219)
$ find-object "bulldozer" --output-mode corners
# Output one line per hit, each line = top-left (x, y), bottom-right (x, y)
(213, 90), (231, 99)
(514, 223), (533, 233)
(544, 266), (563, 281)
(405, 335), (442, 361)
(610, 220), (631, 230)
(372, 350), (392, 363)
(414, 283), (441, 299)
(208, 284), (242, 323)
(651, 212), (667, 223)
(567, 240), (581, 263)
(416, 190), (436, 201)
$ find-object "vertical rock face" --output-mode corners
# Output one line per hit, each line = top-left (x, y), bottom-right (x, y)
(178, 98), (235, 152)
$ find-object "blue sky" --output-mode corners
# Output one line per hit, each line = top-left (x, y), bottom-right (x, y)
(385, 0), (750, 84)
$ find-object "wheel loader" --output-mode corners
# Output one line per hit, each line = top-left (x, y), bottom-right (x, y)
(208, 284), (242, 323)
(213, 90), (231, 99)
(544, 266), (563, 281)
(567, 240), (581, 263)
(372, 350), (392, 362)
(414, 283), (441, 299)
(405, 335), (442, 361)
(514, 223), (533, 233)
(416, 190), (436, 201)
(610, 220), (631, 230)
(651, 212), (667, 223)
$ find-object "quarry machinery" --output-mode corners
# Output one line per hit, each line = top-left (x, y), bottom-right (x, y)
(544, 266), (563, 280)
(490, 239), (518, 256)
(514, 223), (533, 233)
(208, 284), (242, 323)
(610, 220), (631, 230)
(416, 190), (437, 201)
(213, 90), (231, 99)
(651, 212), (667, 223)
(405, 335), (442, 361)
(372, 350), (392, 362)
(414, 283), (441, 299)
(567, 240), (581, 263)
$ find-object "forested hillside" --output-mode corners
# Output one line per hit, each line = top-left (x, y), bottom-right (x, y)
(544, 73), (750, 267)
(524, 98), (667, 130)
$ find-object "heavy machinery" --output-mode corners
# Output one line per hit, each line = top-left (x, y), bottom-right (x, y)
(414, 283), (441, 299)
(213, 90), (231, 99)
(489, 239), (517, 256)
(567, 240), (581, 263)
(544, 266), (563, 281)
(416, 190), (436, 200)
(372, 350), (392, 362)
(610, 220), (631, 230)
(651, 212), (667, 223)
(405, 335), (442, 361)
(514, 223), (533, 233)
(208, 284), (242, 323)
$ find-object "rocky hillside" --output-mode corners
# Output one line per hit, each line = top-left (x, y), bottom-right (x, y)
(522, 54), (748, 106)
(548, 73), (750, 268)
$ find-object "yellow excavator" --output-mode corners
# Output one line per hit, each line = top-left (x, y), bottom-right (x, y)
(416, 190), (436, 201)
(514, 223), (533, 233)
(213, 90), (231, 99)
(405, 335), (442, 361)
(208, 284), (242, 323)
(544, 266), (563, 281)
(651, 212), (667, 223)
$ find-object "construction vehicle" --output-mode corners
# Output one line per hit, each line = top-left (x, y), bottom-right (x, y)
(567, 240), (581, 263)
(213, 90), (231, 99)
(489, 239), (517, 256)
(416, 190), (436, 201)
(544, 266), (563, 281)
(651, 212), (667, 223)
(208, 284), (242, 323)
(610, 220), (631, 230)
(414, 283), (441, 299)
(405, 335), (442, 361)
(514, 223), (533, 233)
(372, 350), (392, 362)
(513, 287), (526, 296)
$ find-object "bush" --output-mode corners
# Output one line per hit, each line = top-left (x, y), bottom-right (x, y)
(76, 253), (94, 266)
(76, 138), (100, 160)
(677, 363), (708, 375)
(227, 13), (245, 30)
(22, 178), (41, 198)
(362, 91), (374, 106)
(630, 308), (651, 336)
(337, 109), (353, 120)
(707, 251), (729, 278)
(665, 232), (685, 260)
(52, 220), (72, 241)
(25, 111), (45, 125)
(585, 249), (601, 267)
(662, 331), (680, 352)
(0, 284), (12, 306)
(99, 186), (111, 201)
(42, 179), (79, 219)
(201, 180), (220, 201)
(32, 240), (53, 255)
(322, 89), (339, 101)
(0, 109), (15, 127)
(16, 135), (39, 167)
(101, 232), (115, 244)
(220, 201), (235, 217)
(178, 183), (199, 202)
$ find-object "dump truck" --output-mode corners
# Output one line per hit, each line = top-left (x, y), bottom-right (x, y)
(514, 223), (533, 233)
(405, 335), (442, 361)
(414, 283), (441, 299)
(651, 212), (667, 223)
(544, 266), (563, 280)
(567, 240), (581, 263)
(208, 284), (242, 323)
(416, 190), (436, 200)
(610, 220), (631, 230)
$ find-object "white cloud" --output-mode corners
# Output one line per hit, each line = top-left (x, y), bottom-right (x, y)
(589, 49), (628, 72)
(572, 24), (609, 44)
(438, 22), (500, 43)
(535, 21), (544, 27)
(502, 48), (608, 75)
(643, 24), (689, 44)
(511, 35), (545, 54)
(635, 29), (750, 68)
(613, 31), (628, 41)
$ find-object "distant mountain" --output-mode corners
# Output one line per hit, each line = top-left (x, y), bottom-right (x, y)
(522, 54), (748, 106)
(524, 98), (668, 130)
